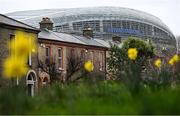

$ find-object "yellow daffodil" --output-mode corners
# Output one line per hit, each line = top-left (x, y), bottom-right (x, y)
(172, 54), (179, 62)
(3, 57), (28, 78)
(169, 58), (175, 66)
(168, 54), (179, 66)
(84, 61), (94, 72)
(128, 48), (138, 60)
(28, 34), (38, 54)
(3, 31), (37, 79)
(32, 48), (36, 53)
(9, 31), (30, 57)
(154, 59), (161, 68)
(10, 31), (37, 57)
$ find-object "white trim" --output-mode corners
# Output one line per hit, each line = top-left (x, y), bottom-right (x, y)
(29, 52), (32, 66)
(26, 70), (37, 97)
(26, 70), (37, 83)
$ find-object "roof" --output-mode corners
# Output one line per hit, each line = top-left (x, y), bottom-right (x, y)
(0, 14), (39, 31)
(38, 29), (109, 48)
(6, 7), (172, 34)
(94, 39), (111, 48)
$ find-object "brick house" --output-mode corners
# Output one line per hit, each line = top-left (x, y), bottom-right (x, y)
(0, 15), (109, 95)
(37, 18), (109, 85)
(0, 14), (39, 93)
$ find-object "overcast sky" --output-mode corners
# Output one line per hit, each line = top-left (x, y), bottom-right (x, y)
(0, 0), (179, 36)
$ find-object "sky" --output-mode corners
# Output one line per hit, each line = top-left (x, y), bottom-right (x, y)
(0, 0), (179, 36)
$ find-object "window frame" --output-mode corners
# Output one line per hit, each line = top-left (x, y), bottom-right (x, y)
(57, 47), (63, 69)
(45, 46), (51, 65)
(99, 51), (104, 71)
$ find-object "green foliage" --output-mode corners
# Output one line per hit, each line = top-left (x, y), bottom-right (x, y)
(1, 82), (180, 114)
(107, 45), (127, 79)
(107, 37), (156, 92)
(0, 86), (34, 114)
(0, 37), (179, 115)
(122, 37), (155, 59)
(108, 37), (155, 74)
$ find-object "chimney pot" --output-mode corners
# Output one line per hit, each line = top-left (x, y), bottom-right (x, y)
(83, 27), (93, 38)
(39, 17), (53, 30)
(112, 35), (121, 43)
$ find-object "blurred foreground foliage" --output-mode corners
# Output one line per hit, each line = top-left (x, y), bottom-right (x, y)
(1, 37), (180, 115)
(1, 81), (180, 115)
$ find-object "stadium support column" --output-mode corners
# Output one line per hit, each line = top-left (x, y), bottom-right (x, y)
(152, 26), (155, 36)
(100, 20), (103, 33)
(69, 22), (73, 32)
(100, 20), (104, 39)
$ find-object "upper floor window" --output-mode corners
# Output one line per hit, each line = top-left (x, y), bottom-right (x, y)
(9, 34), (15, 55)
(80, 50), (85, 61)
(46, 46), (50, 57)
(90, 51), (94, 62)
(71, 48), (75, 56)
(58, 48), (63, 69)
(9, 34), (15, 41)
(45, 46), (50, 65)
(99, 52), (104, 71)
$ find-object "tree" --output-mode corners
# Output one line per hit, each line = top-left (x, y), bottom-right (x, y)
(66, 54), (84, 83)
(38, 58), (62, 84)
(122, 37), (155, 59)
(107, 37), (156, 93)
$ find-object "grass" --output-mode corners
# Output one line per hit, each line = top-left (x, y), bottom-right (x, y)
(1, 81), (180, 114)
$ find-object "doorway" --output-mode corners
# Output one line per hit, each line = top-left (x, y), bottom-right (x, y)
(26, 70), (37, 96)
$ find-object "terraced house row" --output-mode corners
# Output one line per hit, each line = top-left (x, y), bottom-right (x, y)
(0, 14), (109, 96)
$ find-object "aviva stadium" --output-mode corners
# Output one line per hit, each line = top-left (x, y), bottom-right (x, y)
(7, 7), (177, 52)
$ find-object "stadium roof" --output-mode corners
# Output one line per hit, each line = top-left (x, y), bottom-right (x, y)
(6, 7), (172, 34)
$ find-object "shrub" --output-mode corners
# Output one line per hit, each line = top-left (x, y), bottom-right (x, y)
(107, 37), (155, 93)
(122, 37), (155, 59)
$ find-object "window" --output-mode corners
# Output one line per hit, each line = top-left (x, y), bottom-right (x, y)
(80, 50), (85, 61)
(9, 34), (15, 55)
(99, 52), (104, 71)
(46, 47), (50, 57)
(80, 50), (85, 63)
(45, 46), (50, 65)
(71, 48), (75, 56)
(58, 48), (63, 69)
(9, 34), (15, 41)
(90, 51), (94, 63)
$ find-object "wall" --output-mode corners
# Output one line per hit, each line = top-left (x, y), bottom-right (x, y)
(0, 27), (14, 86)
(0, 26), (39, 87)
(37, 40), (106, 82)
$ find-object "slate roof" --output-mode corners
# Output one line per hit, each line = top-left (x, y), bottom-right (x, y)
(72, 35), (106, 47)
(38, 29), (109, 48)
(0, 14), (39, 31)
(94, 39), (111, 48)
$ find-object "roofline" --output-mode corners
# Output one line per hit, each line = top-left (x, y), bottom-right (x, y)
(72, 35), (108, 48)
(0, 13), (39, 31)
(0, 23), (40, 33)
(38, 37), (108, 50)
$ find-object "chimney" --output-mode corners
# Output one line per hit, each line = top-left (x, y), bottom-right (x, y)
(39, 17), (53, 30)
(83, 27), (93, 38)
(112, 35), (121, 43)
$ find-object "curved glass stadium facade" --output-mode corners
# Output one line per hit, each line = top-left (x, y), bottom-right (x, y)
(7, 7), (176, 52)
